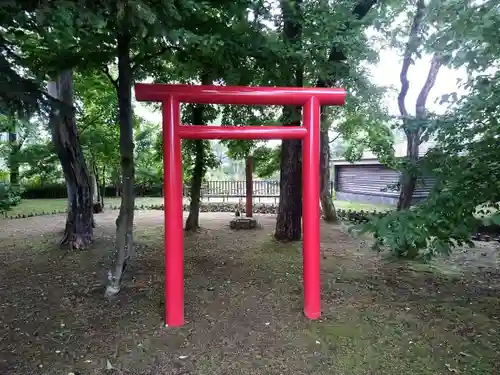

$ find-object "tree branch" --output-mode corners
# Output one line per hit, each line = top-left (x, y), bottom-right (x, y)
(79, 113), (106, 134)
(329, 134), (341, 144)
(102, 65), (118, 90)
(415, 53), (443, 118)
(398, 0), (426, 119)
(416, 54), (443, 144)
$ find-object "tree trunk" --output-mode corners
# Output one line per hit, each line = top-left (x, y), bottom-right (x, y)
(184, 138), (204, 230)
(396, 1), (442, 211)
(48, 70), (93, 249)
(275, 123), (302, 241)
(105, 27), (135, 297)
(94, 165), (102, 203)
(90, 166), (99, 202)
(320, 123), (338, 222)
(91, 164), (103, 214)
(101, 165), (105, 207)
(8, 131), (19, 187)
(275, 0), (303, 241)
(397, 175), (417, 210)
(397, 129), (419, 210)
(185, 73), (211, 231)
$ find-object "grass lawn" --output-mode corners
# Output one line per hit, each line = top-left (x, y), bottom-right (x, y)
(0, 211), (498, 374)
(4, 197), (393, 217)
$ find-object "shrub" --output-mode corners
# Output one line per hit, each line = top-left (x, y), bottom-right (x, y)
(0, 182), (21, 214)
(21, 183), (68, 199)
(21, 183), (165, 199)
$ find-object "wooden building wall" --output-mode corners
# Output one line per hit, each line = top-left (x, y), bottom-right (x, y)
(333, 163), (435, 206)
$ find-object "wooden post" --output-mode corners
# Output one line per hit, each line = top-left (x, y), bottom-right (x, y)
(246, 155), (253, 218)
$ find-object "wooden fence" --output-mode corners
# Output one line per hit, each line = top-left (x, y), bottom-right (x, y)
(182, 180), (335, 201)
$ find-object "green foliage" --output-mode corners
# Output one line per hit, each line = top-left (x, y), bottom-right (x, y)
(426, 0), (499, 72)
(356, 194), (477, 260)
(152, 104), (220, 183)
(135, 125), (163, 186)
(0, 3), (49, 117)
(360, 61), (500, 260)
(181, 104), (220, 182)
(18, 142), (62, 185)
(2, 0), (399, 190)
(346, 0), (500, 259)
(253, 145), (281, 178)
(218, 0), (394, 171)
(221, 103), (280, 161)
(0, 182), (21, 214)
(19, 182), (164, 199)
(331, 75), (395, 165)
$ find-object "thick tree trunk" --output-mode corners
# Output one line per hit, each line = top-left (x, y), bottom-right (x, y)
(275, 124), (302, 241)
(275, 0), (303, 241)
(185, 73), (210, 231)
(184, 138), (204, 230)
(320, 125), (338, 222)
(397, 175), (417, 210)
(48, 70), (93, 249)
(105, 28), (135, 297)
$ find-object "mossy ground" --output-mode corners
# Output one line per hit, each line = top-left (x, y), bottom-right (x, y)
(0, 211), (498, 374)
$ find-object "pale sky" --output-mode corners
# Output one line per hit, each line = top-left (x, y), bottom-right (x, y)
(369, 49), (467, 117)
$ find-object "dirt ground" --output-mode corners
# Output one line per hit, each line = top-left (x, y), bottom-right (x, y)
(0, 211), (499, 375)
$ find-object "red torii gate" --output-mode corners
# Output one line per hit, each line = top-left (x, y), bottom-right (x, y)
(134, 83), (346, 327)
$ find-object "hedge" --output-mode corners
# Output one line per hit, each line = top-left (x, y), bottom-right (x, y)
(21, 184), (164, 199)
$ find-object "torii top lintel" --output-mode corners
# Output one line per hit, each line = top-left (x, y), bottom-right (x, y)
(134, 83), (346, 106)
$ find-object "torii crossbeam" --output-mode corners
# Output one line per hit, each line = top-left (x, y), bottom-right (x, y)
(134, 83), (346, 327)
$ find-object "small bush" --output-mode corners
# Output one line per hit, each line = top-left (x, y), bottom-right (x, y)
(0, 182), (21, 214)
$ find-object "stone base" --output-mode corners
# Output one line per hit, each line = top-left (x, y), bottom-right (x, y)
(229, 217), (258, 230)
